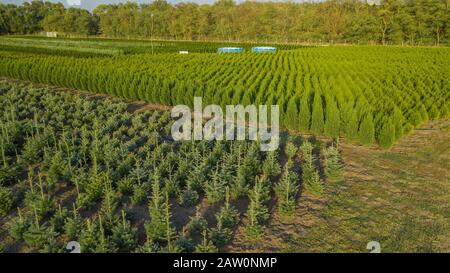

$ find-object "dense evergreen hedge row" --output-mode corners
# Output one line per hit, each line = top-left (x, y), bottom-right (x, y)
(0, 36), (303, 55)
(0, 45), (448, 148)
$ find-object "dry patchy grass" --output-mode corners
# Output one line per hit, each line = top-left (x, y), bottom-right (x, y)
(228, 119), (449, 253)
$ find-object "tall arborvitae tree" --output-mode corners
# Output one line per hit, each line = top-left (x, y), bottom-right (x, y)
(378, 118), (396, 149)
(285, 95), (299, 130)
(418, 104), (429, 123)
(428, 104), (440, 120)
(345, 108), (359, 141)
(324, 98), (341, 137)
(358, 113), (375, 145)
(298, 93), (311, 132)
(392, 108), (404, 140)
(311, 92), (324, 135)
(408, 111), (422, 127)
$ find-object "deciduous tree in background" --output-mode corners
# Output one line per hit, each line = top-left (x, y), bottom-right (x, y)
(0, 0), (448, 45)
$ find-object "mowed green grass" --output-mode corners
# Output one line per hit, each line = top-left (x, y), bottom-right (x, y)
(228, 119), (449, 252)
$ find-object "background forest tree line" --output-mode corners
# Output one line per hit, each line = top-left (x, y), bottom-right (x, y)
(0, 0), (448, 45)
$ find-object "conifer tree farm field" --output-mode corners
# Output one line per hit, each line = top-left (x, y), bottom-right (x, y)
(0, 1), (449, 253)
(0, 38), (448, 149)
(0, 81), (344, 252)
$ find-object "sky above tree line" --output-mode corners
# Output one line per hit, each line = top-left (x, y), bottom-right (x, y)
(2, 0), (328, 11)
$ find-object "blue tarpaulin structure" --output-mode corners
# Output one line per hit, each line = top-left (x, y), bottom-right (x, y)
(218, 47), (244, 53)
(252, 46), (277, 53)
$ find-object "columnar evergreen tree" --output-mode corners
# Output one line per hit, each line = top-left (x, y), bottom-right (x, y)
(285, 95), (299, 130)
(345, 108), (359, 141)
(392, 108), (404, 141)
(298, 94), (311, 132)
(378, 118), (396, 149)
(311, 92), (324, 135)
(358, 113), (375, 145)
(0, 38), (449, 251)
(324, 98), (341, 137)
